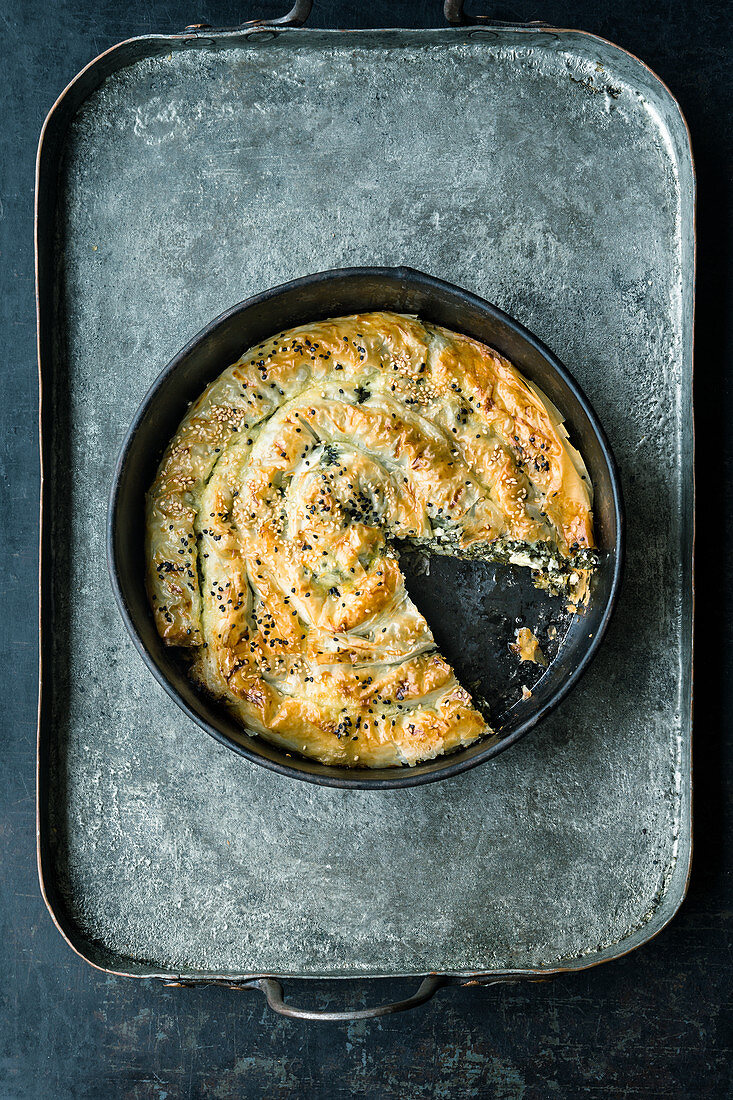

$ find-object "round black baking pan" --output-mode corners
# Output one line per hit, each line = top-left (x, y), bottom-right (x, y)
(107, 266), (624, 789)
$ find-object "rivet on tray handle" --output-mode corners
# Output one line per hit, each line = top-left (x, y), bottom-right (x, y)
(444, 1), (549, 26)
(234, 975), (448, 1020)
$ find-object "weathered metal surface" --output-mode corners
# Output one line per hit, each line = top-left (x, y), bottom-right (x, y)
(38, 26), (693, 981)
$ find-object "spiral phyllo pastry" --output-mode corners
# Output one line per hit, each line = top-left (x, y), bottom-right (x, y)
(146, 312), (595, 767)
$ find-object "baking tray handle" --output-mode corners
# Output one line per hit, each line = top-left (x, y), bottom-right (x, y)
(444, 1), (549, 26)
(236, 975), (448, 1020)
(184, 0), (312, 31)
(244, 0), (312, 26)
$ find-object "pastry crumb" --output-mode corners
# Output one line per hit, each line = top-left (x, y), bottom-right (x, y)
(510, 627), (547, 667)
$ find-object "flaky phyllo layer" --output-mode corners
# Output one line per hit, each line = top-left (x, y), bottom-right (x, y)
(146, 312), (596, 767)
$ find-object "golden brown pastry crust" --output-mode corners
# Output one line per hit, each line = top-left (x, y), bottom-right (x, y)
(145, 312), (594, 767)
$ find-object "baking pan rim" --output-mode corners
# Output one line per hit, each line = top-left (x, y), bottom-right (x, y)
(106, 264), (625, 789)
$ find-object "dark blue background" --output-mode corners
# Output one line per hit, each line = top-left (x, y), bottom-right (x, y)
(2, 2), (730, 1096)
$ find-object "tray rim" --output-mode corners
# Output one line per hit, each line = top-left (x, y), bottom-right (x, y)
(35, 19), (696, 989)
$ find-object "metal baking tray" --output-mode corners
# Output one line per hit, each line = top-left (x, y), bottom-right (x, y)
(36, 3), (694, 1019)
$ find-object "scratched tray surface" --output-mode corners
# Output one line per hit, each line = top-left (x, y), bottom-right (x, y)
(44, 28), (693, 977)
